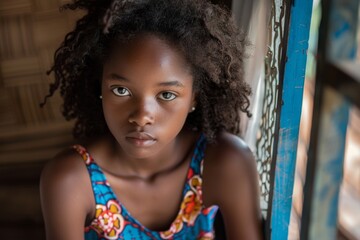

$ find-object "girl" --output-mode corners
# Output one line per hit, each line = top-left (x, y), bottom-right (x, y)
(40, 0), (263, 239)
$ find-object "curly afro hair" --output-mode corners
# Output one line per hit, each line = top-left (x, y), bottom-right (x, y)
(43, 0), (251, 142)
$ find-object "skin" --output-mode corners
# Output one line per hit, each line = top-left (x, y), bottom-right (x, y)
(40, 33), (262, 240)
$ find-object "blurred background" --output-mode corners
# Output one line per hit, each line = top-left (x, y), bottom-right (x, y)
(0, 0), (359, 239)
(0, 0), (79, 238)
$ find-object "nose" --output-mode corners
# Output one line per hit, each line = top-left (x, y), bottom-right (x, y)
(128, 98), (155, 127)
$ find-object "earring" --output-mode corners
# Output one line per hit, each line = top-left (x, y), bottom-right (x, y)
(99, 95), (103, 99)
(191, 106), (196, 112)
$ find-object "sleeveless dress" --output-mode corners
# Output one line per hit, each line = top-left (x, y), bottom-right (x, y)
(73, 134), (219, 240)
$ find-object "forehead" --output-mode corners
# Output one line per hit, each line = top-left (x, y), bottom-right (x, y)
(105, 33), (190, 72)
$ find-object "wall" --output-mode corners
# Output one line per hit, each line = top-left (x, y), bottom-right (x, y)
(0, 0), (78, 238)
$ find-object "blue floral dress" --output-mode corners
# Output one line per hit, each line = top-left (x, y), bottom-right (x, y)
(73, 134), (218, 239)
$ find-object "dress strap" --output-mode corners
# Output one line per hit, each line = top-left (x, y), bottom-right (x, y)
(72, 144), (95, 165)
(72, 145), (115, 205)
(190, 134), (207, 176)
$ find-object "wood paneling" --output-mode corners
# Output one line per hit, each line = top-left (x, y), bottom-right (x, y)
(0, 0), (75, 134)
(0, 0), (32, 16)
(0, 0), (74, 132)
(0, 0), (75, 238)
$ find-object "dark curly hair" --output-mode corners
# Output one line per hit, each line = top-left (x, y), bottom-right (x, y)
(42, 0), (251, 142)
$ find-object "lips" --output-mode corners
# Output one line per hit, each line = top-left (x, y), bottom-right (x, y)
(126, 131), (156, 140)
(125, 131), (156, 147)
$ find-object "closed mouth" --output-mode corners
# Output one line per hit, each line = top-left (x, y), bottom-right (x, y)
(125, 132), (156, 147)
(126, 131), (156, 141)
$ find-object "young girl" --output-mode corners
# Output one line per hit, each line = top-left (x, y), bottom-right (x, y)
(40, 0), (262, 239)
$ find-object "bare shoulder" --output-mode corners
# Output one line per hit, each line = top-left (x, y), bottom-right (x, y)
(208, 131), (255, 166)
(202, 132), (262, 239)
(203, 132), (257, 200)
(40, 147), (91, 200)
(40, 147), (94, 239)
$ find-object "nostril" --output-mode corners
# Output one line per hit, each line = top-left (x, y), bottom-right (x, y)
(128, 99), (156, 126)
(128, 111), (155, 126)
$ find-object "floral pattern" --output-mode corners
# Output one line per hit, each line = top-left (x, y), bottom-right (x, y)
(74, 134), (219, 240)
(160, 175), (203, 239)
(197, 231), (215, 240)
(90, 200), (125, 239)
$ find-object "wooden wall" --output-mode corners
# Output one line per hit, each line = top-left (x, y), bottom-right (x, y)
(0, 0), (76, 239)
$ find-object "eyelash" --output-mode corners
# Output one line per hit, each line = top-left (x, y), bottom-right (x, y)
(112, 87), (131, 97)
(111, 87), (177, 101)
(158, 92), (177, 101)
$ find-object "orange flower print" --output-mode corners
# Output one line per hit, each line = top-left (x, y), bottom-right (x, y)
(92, 200), (125, 239)
(180, 191), (202, 225)
(189, 175), (202, 194)
(178, 175), (203, 226)
(73, 145), (92, 164)
(160, 175), (203, 238)
(160, 218), (184, 239)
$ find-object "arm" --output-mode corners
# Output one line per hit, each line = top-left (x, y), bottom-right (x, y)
(40, 150), (94, 240)
(203, 133), (263, 240)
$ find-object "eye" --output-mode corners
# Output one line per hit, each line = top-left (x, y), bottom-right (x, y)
(158, 92), (176, 101)
(112, 87), (131, 97)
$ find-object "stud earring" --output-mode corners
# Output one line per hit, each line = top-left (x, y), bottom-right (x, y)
(99, 95), (103, 99)
(191, 106), (196, 112)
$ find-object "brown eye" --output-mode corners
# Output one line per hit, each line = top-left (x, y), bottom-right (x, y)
(112, 87), (130, 97)
(158, 92), (176, 101)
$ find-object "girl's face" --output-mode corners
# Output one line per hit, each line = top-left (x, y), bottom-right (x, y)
(101, 34), (195, 159)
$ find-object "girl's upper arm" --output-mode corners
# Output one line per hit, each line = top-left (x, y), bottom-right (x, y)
(40, 150), (92, 240)
(204, 133), (263, 240)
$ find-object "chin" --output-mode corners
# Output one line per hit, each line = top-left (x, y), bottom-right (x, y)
(118, 140), (160, 159)
(123, 148), (159, 160)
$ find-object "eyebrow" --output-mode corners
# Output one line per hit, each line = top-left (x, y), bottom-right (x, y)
(157, 81), (185, 88)
(108, 73), (185, 88)
(109, 73), (129, 81)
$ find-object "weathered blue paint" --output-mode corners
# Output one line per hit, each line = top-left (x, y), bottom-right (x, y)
(306, 0), (359, 238)
(270, 0), (313, 239)
(309, 88), (350, 239)
(328, 0), (359, 60)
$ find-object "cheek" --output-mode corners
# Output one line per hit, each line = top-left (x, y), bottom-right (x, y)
(162, 102), (191, 125)
(101, 101), (124, 128)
